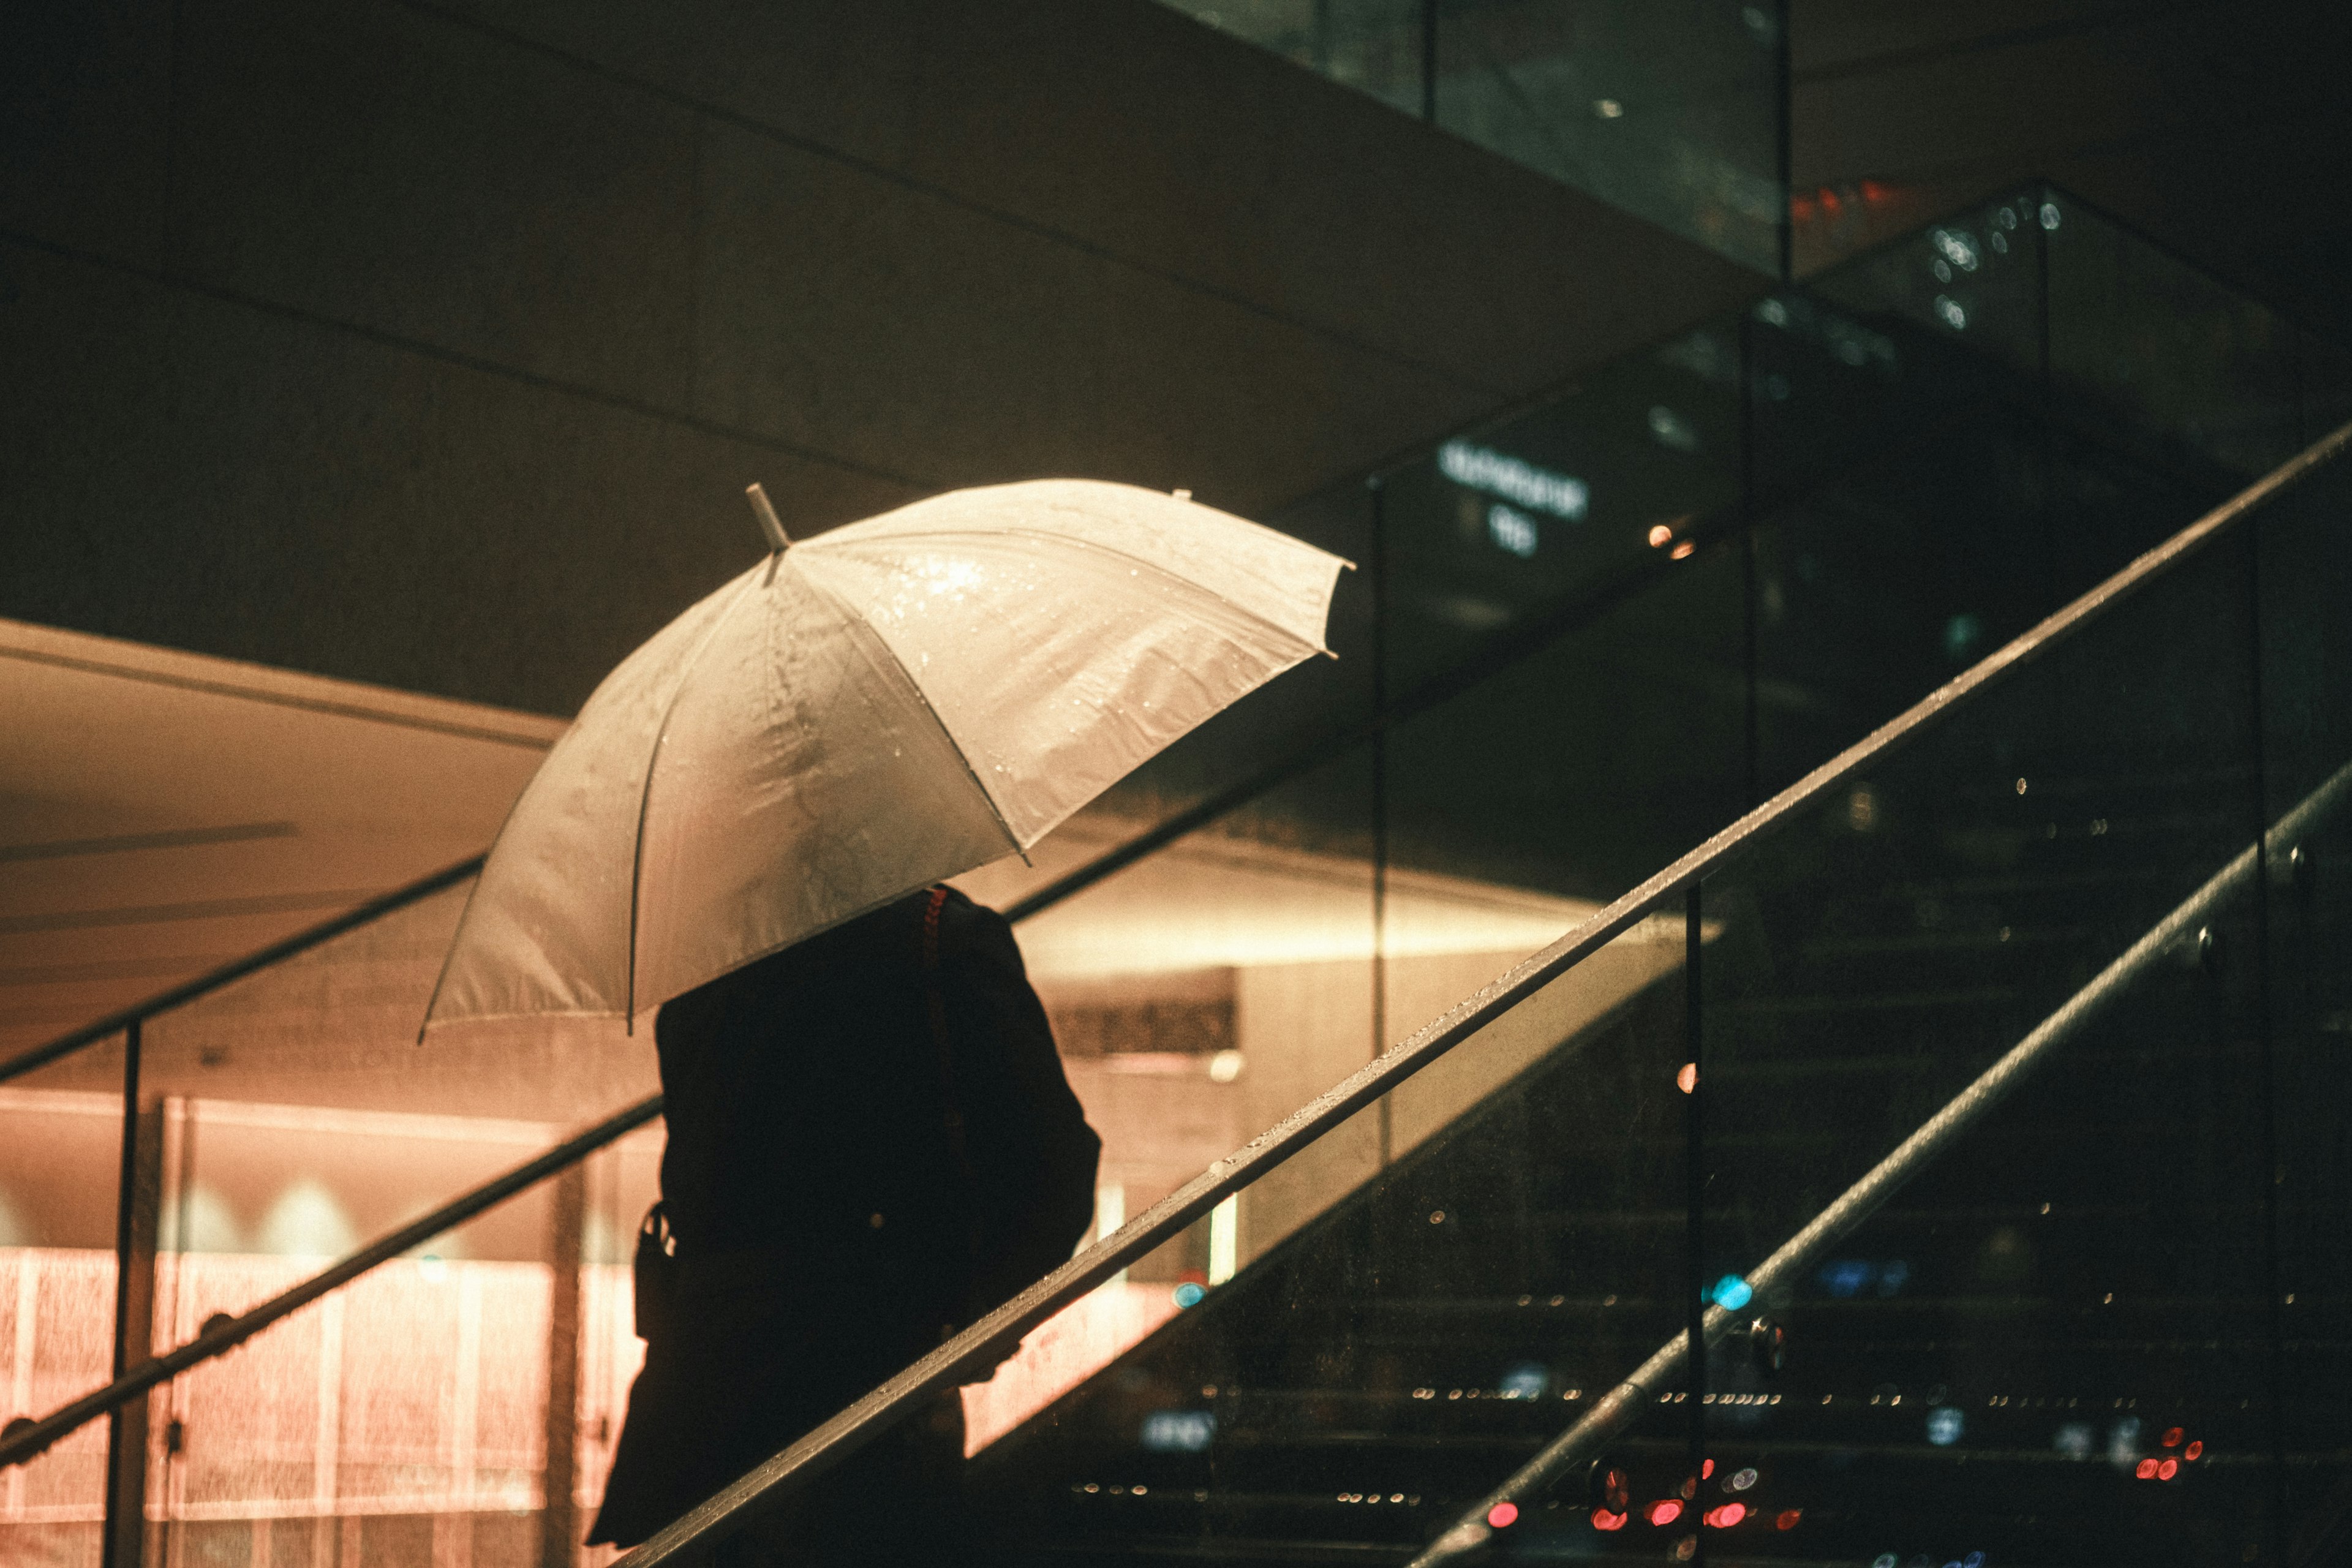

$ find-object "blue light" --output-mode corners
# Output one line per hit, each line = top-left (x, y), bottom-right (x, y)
(1926, 1406), (1965, 1446)
(1172, 1282), (1205, 1309)
(1708, 1275), (1753, 1310)
(1963, 1553), (1987, 1568)
(1486, 503), (1540, 558)
(1498, 1363), (1548, 1400)
(1438, 440), (1589, 521)
(1875, 1260), (1911, 1297)
(1819, 1259), (1873, 1298)
(1140, 1410), (1216, 1453)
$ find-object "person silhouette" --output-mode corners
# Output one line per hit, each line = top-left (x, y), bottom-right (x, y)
(587, 884), (1099, 1562)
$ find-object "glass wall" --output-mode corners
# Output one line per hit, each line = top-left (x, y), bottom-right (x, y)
(955, 356), (2352, 1568)
(1156, 0), (1788, 273)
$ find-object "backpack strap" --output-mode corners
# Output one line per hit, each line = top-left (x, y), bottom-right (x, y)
(920, 887), (974, 1186)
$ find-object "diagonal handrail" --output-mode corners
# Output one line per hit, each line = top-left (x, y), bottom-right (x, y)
(0, 1095), (662, 1468)
(601, 432), (2352, 1564)
(1408, 756), (2352, 1563)
(0, 853), (486, 1085)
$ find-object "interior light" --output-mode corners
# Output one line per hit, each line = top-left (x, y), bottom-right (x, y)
(1670, 540), (1697, 560)
(1677, 1062), (1697, 1093)
(1648, 1499), (1684, 1526)
(1594, 98), (1624, 118)
(1705, 1503), (1747, 1528)
(1593, 1509), (1627, 1531)
(1648, 524), (1675, 548)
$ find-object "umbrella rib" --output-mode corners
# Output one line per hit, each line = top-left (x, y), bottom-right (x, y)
(804, 526), (1335, 657)
(791, 564), (1027, 864)
(623, 569), (773, 1027)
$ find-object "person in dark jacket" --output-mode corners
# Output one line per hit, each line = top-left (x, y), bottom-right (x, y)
(588, 884), (1100, 1561)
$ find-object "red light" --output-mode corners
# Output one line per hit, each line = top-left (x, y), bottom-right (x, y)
(1791, 196), (1818, 222)
(1487, 1502), (1519, 1529)
(1820, 188), (1844, 216)
(1648, 1499), (1684, 1527)
(2161, 1427), (2184, 1448)
(1860, 180), (1890, 203)
(1702, 1460), (1714, 1479)
(1705, 1503), (1748, 1528)
(1776, 1509), (1803, 1531)
(2185, 1441), (2204, 1461)
(2158, 1459), (2179, 1480)
(2135, 1458), (2160, 1480)
(1592, 1509), (1627, 1532)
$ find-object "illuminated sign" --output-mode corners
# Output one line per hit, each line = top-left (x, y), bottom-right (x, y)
(1438, 440), (1589, 521)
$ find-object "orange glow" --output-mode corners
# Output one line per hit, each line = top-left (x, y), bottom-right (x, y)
(2185, 1440), (2204, 1461)
(1487, 1502), (1520, 1528)
(1820, 188), (1843, 216)
(1593, 1509), (1628, 1531)
(1705, 1503), (1747, 1528)
(2135, 1458), (2160, 1480)
(2158, 1459), (2179, 1480)
(1677, 1063), (1697, 1093)
(1790, 195), (1817, 223)
(1648, 1499), (1684, 1527)
(2161, 1426), (2184, 1447)
(1649, 524), (1675, 548)
(1860, 180), (1891, 204)
(1776, 1509), (1803, 1530)
(1702, 1460), (1714, 1479)
(1671, 540), (1697, 560)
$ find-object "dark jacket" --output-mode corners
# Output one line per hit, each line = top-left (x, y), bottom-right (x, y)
(589, 886), (1099, 1548)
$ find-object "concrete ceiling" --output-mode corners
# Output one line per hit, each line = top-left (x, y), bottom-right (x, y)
(0, 617), (559, 1063)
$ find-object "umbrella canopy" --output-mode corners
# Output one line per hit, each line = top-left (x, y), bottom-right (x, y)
(421, 479), (1348, 1033)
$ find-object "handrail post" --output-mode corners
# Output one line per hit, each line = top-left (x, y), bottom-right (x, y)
(102, 1023), (160, 1568)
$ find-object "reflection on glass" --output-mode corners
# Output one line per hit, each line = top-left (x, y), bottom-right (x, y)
(1155, 0), (1784, 272)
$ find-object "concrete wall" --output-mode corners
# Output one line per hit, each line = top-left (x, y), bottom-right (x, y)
(0, 0), (1759, 720)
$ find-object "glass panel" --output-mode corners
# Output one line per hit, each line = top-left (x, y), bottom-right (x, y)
(0, 1033), (129, 1568)
(147, 1129), (658, 1568)
(1379, 316), (1744, 696)
(133, 882), (660, 1332)
(2255, 448), (2352, 1550)
(1433, 0), (1785, 273)
(2045, 189), (2303, 488)
(967, 907), (1692, 1561)
(1153, 0), (1784, 274)
(957, 747), (1380, 1456)
(1699, 507), (2275, 1560)
(1159, 0), (1427, 119)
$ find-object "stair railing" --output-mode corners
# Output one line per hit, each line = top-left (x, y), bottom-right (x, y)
(594, 423), (2352, 1568)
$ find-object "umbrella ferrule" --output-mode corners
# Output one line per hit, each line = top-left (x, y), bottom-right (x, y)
(746, 483), (792, 554)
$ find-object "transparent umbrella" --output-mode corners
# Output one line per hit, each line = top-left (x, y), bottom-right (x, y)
(420, 478), (1348, 1035)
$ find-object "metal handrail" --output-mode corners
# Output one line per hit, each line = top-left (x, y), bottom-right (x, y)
(1411, 752), (2352, 1564)
(0, 853), (486, 1085)
(605, 432), (2352, 1564)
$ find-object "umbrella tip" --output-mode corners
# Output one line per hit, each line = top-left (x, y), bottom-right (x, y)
(746, 483), (790, 552)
